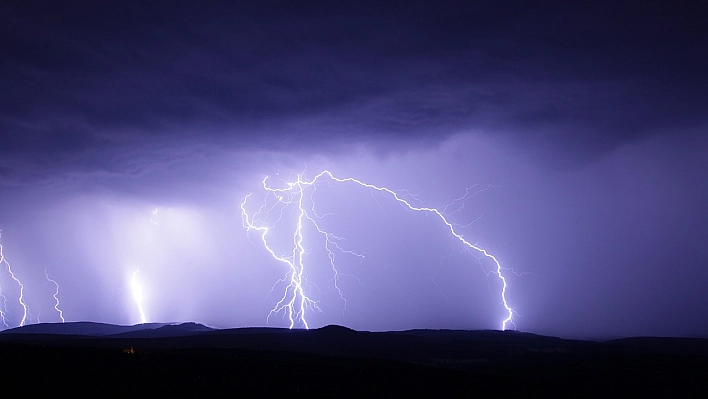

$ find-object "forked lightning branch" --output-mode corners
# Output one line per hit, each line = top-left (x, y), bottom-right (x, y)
(241, 170), (516, 331)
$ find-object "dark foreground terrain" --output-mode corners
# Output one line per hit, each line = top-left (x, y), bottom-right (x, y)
(1, 323), (706, 397)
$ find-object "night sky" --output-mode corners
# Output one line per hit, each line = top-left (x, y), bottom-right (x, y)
(1, 1), (706, 338)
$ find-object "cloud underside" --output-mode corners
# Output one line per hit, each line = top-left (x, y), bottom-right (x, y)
(1, 1), (706, 180)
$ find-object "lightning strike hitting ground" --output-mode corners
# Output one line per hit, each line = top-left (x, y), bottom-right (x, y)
(241, 171), (516, 331)
(0, 232), (28, 328)
(131, 269), (147, 324)
(129, 207), (158, 324)
(44, 267), (65, 323)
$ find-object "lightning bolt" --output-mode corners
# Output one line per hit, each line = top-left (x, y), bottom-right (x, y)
(131, 269), (147, 324)
(44, 267), (65, 323)
(241, 170), (516, 331)
(0, 231), (28, 328)
(0, 287), (8, 328)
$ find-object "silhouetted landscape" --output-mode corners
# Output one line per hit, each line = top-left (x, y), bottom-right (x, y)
(1, 322), (706, 396)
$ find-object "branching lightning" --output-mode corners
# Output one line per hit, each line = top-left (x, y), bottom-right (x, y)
(0, 231), (28, 328)
(241, 170), (516, 331)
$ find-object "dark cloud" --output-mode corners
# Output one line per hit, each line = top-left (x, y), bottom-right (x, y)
(2, 1), (706, 177)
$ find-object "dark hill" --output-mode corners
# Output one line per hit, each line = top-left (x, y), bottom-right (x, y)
(1, 322), (706, 396)
(109, 322), (215, 338)
(606, 336), (708, 356)
(0, 321), (170, 336)
(316, 324), (358, 334)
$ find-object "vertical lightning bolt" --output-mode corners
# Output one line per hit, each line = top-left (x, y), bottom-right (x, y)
(241, 170), (516, 331)
(0, 231), (29, 327)
(131, 269), (147, 324)
(44, 267), (65, 323)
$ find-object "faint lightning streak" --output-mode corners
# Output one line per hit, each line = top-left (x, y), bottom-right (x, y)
(0, 291), (8, 328)
(44, 267), (65, 323)
(303, 213), (365, 311)
(243, 171), (516, 331)
(129, 207), (158, 324)
(0, 232), (28, 327)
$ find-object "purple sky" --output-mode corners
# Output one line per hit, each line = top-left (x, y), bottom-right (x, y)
(1, 1), (706, 338)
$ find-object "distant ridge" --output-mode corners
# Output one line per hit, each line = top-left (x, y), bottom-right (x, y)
(0, 321), (172, 336)
(2, 322), (706, 357)
(110, 322), (215, 338)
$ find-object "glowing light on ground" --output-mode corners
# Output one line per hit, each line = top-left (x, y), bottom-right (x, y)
(241, 170), (516, 331)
